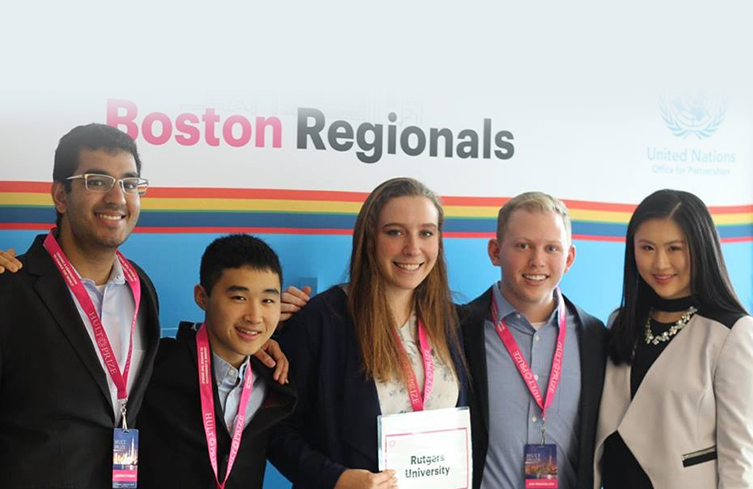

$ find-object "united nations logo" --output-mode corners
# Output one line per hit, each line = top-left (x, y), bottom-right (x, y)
(660, 92), (727, 139)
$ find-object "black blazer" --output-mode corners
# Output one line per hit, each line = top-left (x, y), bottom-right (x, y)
(268, 286), (469, 489)
(458, 286), (607, 489)
(0, 234), (160, 488)
(138, 322), (297, 489)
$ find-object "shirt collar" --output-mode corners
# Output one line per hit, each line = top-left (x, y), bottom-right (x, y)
(492, 281), (562, 328)
(77, 256), (126, 287)
(212, 350), (250, 387)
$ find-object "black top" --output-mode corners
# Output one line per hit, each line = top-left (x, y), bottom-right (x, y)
(631, 318), (677, 398)
(602, 318), (679, 489)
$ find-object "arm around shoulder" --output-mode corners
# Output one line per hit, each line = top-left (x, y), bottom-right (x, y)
(266, 288), (350, 489)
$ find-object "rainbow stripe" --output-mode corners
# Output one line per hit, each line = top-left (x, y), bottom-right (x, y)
(1, 181), (751, 242)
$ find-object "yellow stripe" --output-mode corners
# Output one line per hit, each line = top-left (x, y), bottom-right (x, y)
(444, 205), (498, 218)
(714, 213), (753, 225)
(0, 193), (53, 206)
(141, 198), (362, 214)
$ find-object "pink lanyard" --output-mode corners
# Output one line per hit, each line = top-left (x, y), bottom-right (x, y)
(393, 318), (434, 412)
(43, 232), (140, 425)
(196, 324), (254, 489)
(491, 289), (566, 422)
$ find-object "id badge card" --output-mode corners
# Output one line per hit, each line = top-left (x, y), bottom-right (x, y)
(113, 428), (139, 488)
(524, 444), (557, 488)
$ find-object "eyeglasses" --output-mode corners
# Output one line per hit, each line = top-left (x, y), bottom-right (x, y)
(66, 174), (149, 196)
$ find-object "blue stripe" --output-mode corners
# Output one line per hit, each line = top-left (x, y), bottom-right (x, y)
(1, 207), (751, 239)
(0, 207), (56, 222)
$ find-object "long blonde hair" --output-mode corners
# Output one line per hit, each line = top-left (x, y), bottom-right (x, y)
(348, 177), (462, 382)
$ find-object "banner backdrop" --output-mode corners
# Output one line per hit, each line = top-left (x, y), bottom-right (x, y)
(1, 89), (752, 488)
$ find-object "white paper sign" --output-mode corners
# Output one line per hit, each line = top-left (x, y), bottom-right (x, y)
(378, 407), (472, 489)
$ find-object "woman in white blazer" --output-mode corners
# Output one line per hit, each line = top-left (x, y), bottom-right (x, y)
(593, 189), (753, 489)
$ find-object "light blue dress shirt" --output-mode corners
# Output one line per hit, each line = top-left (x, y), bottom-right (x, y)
(480, 283), (582, 489)
(212, 351), (268, 432)
(67, 257), (145, 425)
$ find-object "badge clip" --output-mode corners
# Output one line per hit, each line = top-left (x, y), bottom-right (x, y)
(120, 400), (129, 432)
(540, 416), (546, 446)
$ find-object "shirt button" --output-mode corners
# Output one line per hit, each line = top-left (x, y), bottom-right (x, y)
(532, 416), (538, 422)
(534, 374), (539, 381)
(534, 335), (540, 342)
(516, 313), (521, 319)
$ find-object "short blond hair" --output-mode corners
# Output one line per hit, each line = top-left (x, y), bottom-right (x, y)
(496, 191), (572, 242)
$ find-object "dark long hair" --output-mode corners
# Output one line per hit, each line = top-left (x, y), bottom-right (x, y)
(348, 177), (462, 382)
(608, 189), (747, 364)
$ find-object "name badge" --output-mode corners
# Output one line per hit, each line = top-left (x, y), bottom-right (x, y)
(524, 444), (557, 488)
(378, 407), (472, 489)
(113, 428), (139, 488)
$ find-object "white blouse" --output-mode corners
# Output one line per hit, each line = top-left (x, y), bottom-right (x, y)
(375, 313), (459, 415)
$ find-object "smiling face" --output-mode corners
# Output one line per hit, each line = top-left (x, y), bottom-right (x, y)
(375, 196), (440, 305)
(195, 266), (281, 368)
(634, 218), (692, 300)
(489, 209), (575, 322)
(52, 148), (140, 253)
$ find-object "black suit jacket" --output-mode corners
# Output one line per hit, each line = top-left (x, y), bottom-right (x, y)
(458, 287), (607, 489)
(0, 234), (160, 488)
(268, 286), (469, 489)
(138, 322), (297, 489)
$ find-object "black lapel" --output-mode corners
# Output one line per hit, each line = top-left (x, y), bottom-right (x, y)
(563, 295), (606, 489)
(124, 263), (161, 418)
(461, 288), (493, 436)
(27, 236), (113, 415)
(242, 356), (297, 439)
(341, 324), (381, 466)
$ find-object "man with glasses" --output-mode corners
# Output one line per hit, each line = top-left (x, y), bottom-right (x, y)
(0, 123), (161, 488)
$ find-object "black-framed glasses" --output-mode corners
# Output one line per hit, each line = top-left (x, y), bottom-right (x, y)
(66, 174), (149, 196)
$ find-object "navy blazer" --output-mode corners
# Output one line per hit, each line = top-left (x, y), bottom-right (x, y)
(458, 286), (607, 489)
(0, 234), (161, 488)
(268, 286), (468, 489)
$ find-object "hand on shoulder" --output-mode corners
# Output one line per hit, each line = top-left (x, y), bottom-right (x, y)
(0, 248), (22, 274)
(280, 285), (312, 322)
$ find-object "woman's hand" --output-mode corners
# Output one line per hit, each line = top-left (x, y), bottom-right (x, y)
(0, 248), (22, 274)
(280, 285), (312, 321)
(252, 339), (289, 384)
(334, 469), (397, 489)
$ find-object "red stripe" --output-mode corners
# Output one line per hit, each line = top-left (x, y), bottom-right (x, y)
(561, 199), (637, 212)
(0, 223), (54, 231)
(0, 182), (50, 193)
(720, 236), (753, 243)
(444, 231), (496, 238)
(440, 196), (510, 206)
(146, 187), (369, 202)
(573, 234), (626, 242)
(708, 205), (753, 214)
